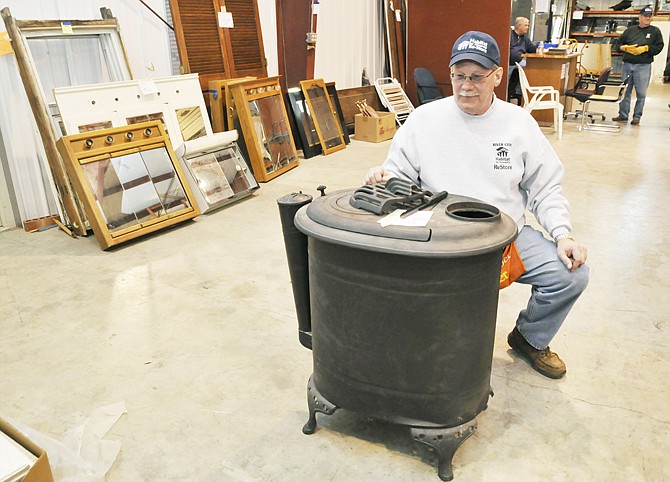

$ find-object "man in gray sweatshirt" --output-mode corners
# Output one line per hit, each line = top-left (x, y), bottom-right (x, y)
(365, 31), (589, 379)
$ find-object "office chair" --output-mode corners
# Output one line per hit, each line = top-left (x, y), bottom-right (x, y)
(565, 67), (612, 123)
(573, 76), (629, 133)
(516, 62), (563, 140)
(413, 67), (447, 104)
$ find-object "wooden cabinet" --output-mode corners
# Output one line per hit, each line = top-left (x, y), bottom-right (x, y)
(522, 53), (580, 125)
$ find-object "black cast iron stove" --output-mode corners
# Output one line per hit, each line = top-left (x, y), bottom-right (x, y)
(278, 185), (517, 480)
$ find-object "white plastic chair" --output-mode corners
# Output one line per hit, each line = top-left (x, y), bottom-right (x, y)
(515, 62), (563, 140)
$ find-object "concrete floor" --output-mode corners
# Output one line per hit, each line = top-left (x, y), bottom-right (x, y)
(1, 84), (669, 481)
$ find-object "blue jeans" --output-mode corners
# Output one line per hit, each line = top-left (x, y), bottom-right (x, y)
(513, 226), (590, 349)
(619, 62), (652, 120)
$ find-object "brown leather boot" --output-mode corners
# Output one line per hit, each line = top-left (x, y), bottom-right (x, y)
(507, 327), (566, 379)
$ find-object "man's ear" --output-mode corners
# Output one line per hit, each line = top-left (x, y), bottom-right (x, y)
(493, 66), (504, 87)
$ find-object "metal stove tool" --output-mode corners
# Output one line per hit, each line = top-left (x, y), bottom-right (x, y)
(349, 178), (432, 214)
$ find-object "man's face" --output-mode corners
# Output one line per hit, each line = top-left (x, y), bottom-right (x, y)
(516, 20), (530, 35)
(451, 61), (502, 116)
(639, 14), (652, 27)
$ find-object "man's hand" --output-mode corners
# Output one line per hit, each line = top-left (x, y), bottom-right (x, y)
(619, 44), (637, 54)
(629, 45), (649, 56)
(557, 238), (588, 272)
(364, 166), (395, 184)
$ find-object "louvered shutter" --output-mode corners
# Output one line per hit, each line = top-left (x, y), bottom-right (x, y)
(220, 0), (267, 78)
(169, 0), (266, 90)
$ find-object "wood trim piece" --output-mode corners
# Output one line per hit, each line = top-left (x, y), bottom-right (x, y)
(1, 7), (87, 235)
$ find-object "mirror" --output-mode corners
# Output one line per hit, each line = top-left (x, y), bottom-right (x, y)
(183, 145), (256, 204)
(80, 148), (190, 234)
(126, 112), (166, 126)
(56, 121), (199, 250)
(326, 82), (350, 144)
(175, 106), (207, 142)
(231, 76), (299, 182)
(300, 79), (345, 155)
(249, 96), (296, 175)
(287, 88), (321, 159)
(216, 146), (255, 194)
(78, 120), (113, 133)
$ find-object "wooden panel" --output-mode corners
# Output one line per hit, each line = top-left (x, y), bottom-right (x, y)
(276, 0), (311, 90)
(406, 1), (512, 106)
(336, 85), (385, 133)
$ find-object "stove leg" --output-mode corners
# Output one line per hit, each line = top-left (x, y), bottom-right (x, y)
(410, 419), (477, 481)
(303, 374), (338, 434)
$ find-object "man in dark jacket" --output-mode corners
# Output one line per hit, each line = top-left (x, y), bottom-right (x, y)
(508, 17), (537, 104)
(612, 5), (665, 125)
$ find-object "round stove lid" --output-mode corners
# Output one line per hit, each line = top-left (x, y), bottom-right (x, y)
(295, 189), (518, 257)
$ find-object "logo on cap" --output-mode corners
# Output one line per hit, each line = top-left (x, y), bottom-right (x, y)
(458, 39), (489, 55)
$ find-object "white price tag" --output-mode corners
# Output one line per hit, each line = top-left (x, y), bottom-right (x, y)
(138, 79), (159, 95)
(378, 209), (434, 227)
(218, 11), (234, 28)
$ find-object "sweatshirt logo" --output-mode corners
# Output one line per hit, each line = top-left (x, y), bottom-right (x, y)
(493, 142), (512, 170)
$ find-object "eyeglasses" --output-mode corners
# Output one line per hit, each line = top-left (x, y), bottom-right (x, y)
(450, 69), (496, 84)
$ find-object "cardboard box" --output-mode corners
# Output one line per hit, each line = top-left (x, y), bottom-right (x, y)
(354, 112), (396, 142)
(0, 418), (54, 482)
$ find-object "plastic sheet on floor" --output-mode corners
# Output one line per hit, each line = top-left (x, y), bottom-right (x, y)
(7, 401), (127, 482)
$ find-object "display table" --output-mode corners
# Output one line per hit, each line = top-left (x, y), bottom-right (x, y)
(522, 52), (581, 126)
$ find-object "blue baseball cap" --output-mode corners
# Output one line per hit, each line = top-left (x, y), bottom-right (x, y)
(449, 31), (501, 69)
(640, 5), (653, 15)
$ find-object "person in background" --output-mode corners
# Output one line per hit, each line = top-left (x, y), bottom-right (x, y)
(365, 31), (589, 380)
(612, 5), (664, 125)
(508, 16), (537, 104)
